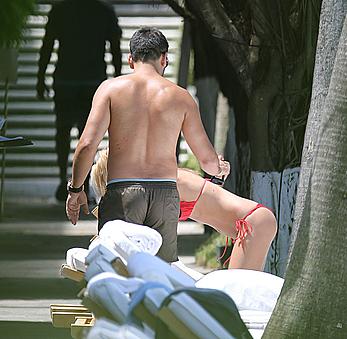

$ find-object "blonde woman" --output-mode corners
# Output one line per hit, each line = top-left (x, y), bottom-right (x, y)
(91, 150), (277, 271)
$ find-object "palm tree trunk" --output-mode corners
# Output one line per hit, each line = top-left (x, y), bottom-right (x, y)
(289, 0), (347, 260)
(263, 12), (347, 338)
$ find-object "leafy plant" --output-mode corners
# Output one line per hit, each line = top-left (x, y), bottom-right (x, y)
(195, 232), (226, 268)
(0, 0), (35, 47)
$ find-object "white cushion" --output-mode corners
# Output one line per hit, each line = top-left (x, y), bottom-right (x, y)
(195, 269), (284, 313)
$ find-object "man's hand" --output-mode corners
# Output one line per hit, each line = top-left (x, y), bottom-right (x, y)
(217, 155), (231, 179)
(66, 191), (89, 225)
(36, 80), (50, 100)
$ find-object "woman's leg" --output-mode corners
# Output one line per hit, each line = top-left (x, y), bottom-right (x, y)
(177, 169), (277, 271)
(228, 207), (277, 271)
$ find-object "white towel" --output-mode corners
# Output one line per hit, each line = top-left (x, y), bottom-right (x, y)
(99, 220), (162, 256)
(195, 269), (284, 313)
(66, 247), (89, 272)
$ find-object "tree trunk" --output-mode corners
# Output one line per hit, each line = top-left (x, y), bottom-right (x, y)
(263, 12), (347, 338)
(185, 0), (252, 96)
(289, 0), (347, 260)
(195, 77), (219, 145)
(248, 50), (282, 171)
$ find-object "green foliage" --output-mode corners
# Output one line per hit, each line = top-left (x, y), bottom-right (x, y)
(195, 232), (226, 268)
(0, 0), (35, 47)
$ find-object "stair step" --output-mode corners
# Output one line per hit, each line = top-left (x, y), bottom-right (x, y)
(22, 21), (182, 41)
(4, 166), (60, 178)
(6, 144), (55, 154)
(16, 64), (176, 78)
(5, 101), (54, 113)
(5, 139), (109, 154)
(16, 52), (178, 66)
(1, 77), (53, 90)
(5, 159), (61, 167)
(31, 3), (178, 18)
(8, 114), (54, 123)
(0, 90), (39, 102)
(1, 76), (177, 91)
(4, 155), (73, 167)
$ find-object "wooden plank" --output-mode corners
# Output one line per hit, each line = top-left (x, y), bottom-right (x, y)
(111, 258), (129, 277)
(60, 264), (84, 282)
(51, 311), (93, 328)
(71, 317), (95, 339)
(50, 304), (89, 318)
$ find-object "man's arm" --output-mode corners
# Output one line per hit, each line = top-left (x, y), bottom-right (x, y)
(37, 8), (56, 99)
(181, 92), (230, 177)
(66, 81), (111, 224)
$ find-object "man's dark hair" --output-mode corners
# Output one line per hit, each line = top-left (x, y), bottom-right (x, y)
(130, 27), (169, 62)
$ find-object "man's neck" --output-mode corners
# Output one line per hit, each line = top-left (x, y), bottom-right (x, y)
(133, 62), (162, 76)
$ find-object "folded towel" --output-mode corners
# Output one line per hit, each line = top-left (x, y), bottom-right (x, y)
(99, 220), (162, 256)
(66, 248), (89, 272)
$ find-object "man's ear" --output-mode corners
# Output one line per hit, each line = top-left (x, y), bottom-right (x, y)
(128, 54), (134, 69)
(160, 52), (168, 68)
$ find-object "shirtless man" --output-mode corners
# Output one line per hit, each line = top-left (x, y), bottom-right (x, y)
(66, 27), (230, 262)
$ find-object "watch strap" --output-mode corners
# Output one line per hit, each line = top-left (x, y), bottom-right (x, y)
(67, 181), (84, 193)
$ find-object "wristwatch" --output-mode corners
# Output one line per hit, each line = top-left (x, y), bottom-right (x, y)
(211, 176), (225, 186)
(67, 180), (84, 193)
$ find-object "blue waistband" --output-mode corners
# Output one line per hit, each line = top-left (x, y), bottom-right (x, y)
(107, 178), (176, 185)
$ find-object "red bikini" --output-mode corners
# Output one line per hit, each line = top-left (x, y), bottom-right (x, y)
(178, 179), (271, 267)
(179, 179), (208, 221)
(218, 203), (270, 267)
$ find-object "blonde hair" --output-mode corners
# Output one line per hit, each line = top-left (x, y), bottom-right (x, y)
(90, 149), (108, 201)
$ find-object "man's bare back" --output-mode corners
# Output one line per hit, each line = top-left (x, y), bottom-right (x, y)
(105, 70), (186, 179)
(66, 28), (230, 244)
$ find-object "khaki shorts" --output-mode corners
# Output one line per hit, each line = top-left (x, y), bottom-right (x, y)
(98, 181), (180, 262)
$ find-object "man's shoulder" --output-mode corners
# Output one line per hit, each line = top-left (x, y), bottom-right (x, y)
(164, 81), (193, 104)
(159, 78), (189, 96)
(107, 74), (134, 86)
(99, 75), (134, 92)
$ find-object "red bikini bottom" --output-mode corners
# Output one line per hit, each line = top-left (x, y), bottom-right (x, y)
(218, 203), (272, 267)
